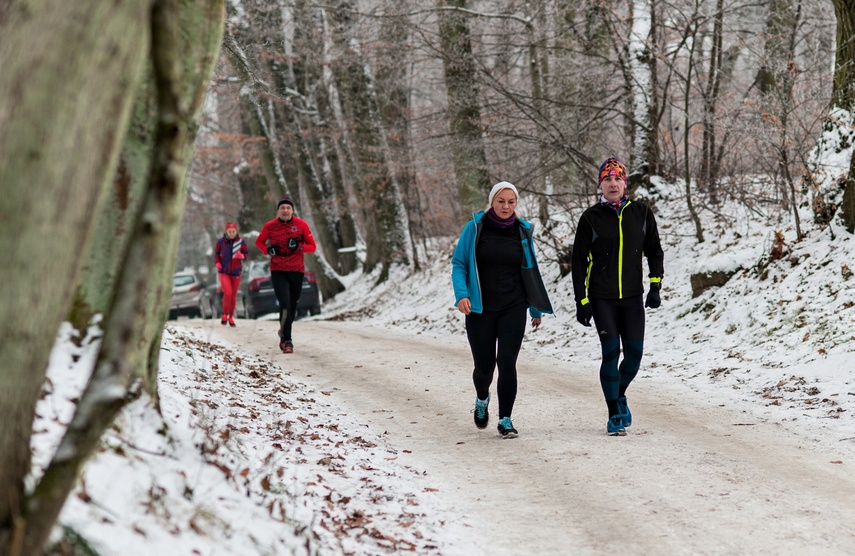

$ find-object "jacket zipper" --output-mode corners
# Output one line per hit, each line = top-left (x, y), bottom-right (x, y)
(617, 201), (631, 298)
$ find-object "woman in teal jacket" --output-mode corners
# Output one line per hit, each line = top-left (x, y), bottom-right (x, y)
(451, 181), (553, 438)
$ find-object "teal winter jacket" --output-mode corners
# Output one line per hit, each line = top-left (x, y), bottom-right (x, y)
(451, 211), (553, 318)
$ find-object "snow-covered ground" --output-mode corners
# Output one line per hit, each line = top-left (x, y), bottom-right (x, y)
(33, 166), (855, 553)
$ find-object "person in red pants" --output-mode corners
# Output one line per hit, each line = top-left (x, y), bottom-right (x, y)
(215, 222), (248, 326)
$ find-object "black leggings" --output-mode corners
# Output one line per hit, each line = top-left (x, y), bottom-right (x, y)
(465, 302), (527, 419)
(590, 295), (645, 404)
(271, 271), (303, 342)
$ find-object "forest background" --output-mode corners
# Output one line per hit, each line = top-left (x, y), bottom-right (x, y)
(1, 0), (854, 554)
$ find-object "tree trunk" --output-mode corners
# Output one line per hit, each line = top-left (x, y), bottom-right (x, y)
(325, 1), (412, 275)
(628, 0), (655, 194)
(0, 0), (224, 552)
(682, 8), (705, 243)
(832, 0), (855, 231)
(701, 0), (724, 202)
(376, 2), (423, 268)
(437, 0), (490, 215)
(0, 1), (152, 549)
(280, 2), (349, 295)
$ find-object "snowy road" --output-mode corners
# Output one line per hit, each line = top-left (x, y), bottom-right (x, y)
(183, 318), (855, 555)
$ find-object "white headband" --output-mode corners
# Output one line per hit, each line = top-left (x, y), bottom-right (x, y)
(488, 181), (519, 205)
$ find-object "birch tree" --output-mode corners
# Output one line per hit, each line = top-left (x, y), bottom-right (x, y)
(628, 0), (657, 192)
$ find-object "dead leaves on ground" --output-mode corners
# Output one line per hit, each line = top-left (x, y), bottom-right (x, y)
(164, 329), (442, 554)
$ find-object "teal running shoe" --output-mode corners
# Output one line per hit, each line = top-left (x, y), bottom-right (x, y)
(617, 396), (632, 427)
(473, 394), (490, 429)
(497, 416), (518, 438)
(607, 414), (627, 436)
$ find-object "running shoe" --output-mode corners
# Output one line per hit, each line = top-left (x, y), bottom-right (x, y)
(607, 414), (627, 436)
(228, 316), (236, 327)
(617, 396), (632, 427)
(220, 314), (228, 325)
(472, 394), (490, 429)
(281, 340), (293, 354)
(497, 416), (518, 438)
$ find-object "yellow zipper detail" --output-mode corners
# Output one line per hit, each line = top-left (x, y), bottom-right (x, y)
(618, 202), (629, 298)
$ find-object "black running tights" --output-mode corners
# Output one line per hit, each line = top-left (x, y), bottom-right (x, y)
(271, 271), (303, 342)
(590, 295), (645, 408)
(465, 302), (527, 419)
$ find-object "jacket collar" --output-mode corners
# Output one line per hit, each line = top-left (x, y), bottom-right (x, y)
(472, 210), (532, 229)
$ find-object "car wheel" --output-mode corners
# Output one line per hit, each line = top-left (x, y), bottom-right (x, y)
(310, 305), (321, 316)
(168, 310), (178, 320)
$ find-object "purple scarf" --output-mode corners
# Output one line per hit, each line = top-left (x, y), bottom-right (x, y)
(486, 208), (516, 228)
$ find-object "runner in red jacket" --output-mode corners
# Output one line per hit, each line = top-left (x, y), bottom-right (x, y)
(255, 197), (317, 353)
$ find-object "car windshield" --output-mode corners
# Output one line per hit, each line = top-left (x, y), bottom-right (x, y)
(248, 262), (270, 280)
(173, 275), (195, 288)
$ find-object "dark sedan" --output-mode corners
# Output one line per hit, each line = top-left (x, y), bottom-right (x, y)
(208, 261), (321, 319)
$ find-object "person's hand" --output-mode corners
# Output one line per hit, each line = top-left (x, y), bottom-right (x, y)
(645, 284), (661, 309)
(457, 298), (471, 315)
(267, 245), (278, 256)
(287, 237), (300, 252)
(576, 301), (592, 327)
(234, 252), (244, 260)
(215, 262), (222, 272)
(531, 317), (542, 330)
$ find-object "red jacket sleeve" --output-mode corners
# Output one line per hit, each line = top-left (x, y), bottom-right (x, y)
(214, 239), (223, 267)
(301, 221), (317, 254)
(255, 223), (270, 255)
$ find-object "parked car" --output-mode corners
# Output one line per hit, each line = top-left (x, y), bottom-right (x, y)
(208, 261), (321, 319)
(169, 270), (213, 319)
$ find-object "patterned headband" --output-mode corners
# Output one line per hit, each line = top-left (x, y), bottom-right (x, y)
(598, 157), (627, 185)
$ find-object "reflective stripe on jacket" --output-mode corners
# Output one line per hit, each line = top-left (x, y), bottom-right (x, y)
(571, 200), (664, 302)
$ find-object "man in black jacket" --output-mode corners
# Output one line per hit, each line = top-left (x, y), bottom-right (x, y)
(571, 157), (664, 436)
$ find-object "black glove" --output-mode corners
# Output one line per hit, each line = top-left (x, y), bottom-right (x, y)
(268, 245), (278, 256)
(576, 301), (592, 327)
(287, 237), (300, 252)
(645, 284), (661, 309)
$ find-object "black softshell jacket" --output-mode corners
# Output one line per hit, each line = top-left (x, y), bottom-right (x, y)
(571, 200), (664, 302)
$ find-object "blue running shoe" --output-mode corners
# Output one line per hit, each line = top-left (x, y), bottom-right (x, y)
(497, 417), (518, 438)
(617, 396), (632, 427)
(473, 394), (490, 429)
(607, 414), (626, 436)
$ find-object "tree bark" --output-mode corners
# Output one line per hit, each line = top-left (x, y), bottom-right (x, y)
(628, 0), (655, 194)
(0, 1), (152, 549)
(0, 0), (224, 552)
(437, 0), (491, 215)
(832, 0), (855, 231)
(681, 7), (705, 243)
(701, 0), (724, 201)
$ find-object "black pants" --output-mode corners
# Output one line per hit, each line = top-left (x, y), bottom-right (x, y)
(271, 271), (303, 342)
(590, 295), (645, 404)
(465, 302), (527, 419)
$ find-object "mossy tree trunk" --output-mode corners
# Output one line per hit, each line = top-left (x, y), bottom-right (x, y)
(0, 2), (153, 551)
(0, 0), (224, 553)
(437, 0), (491, 217)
